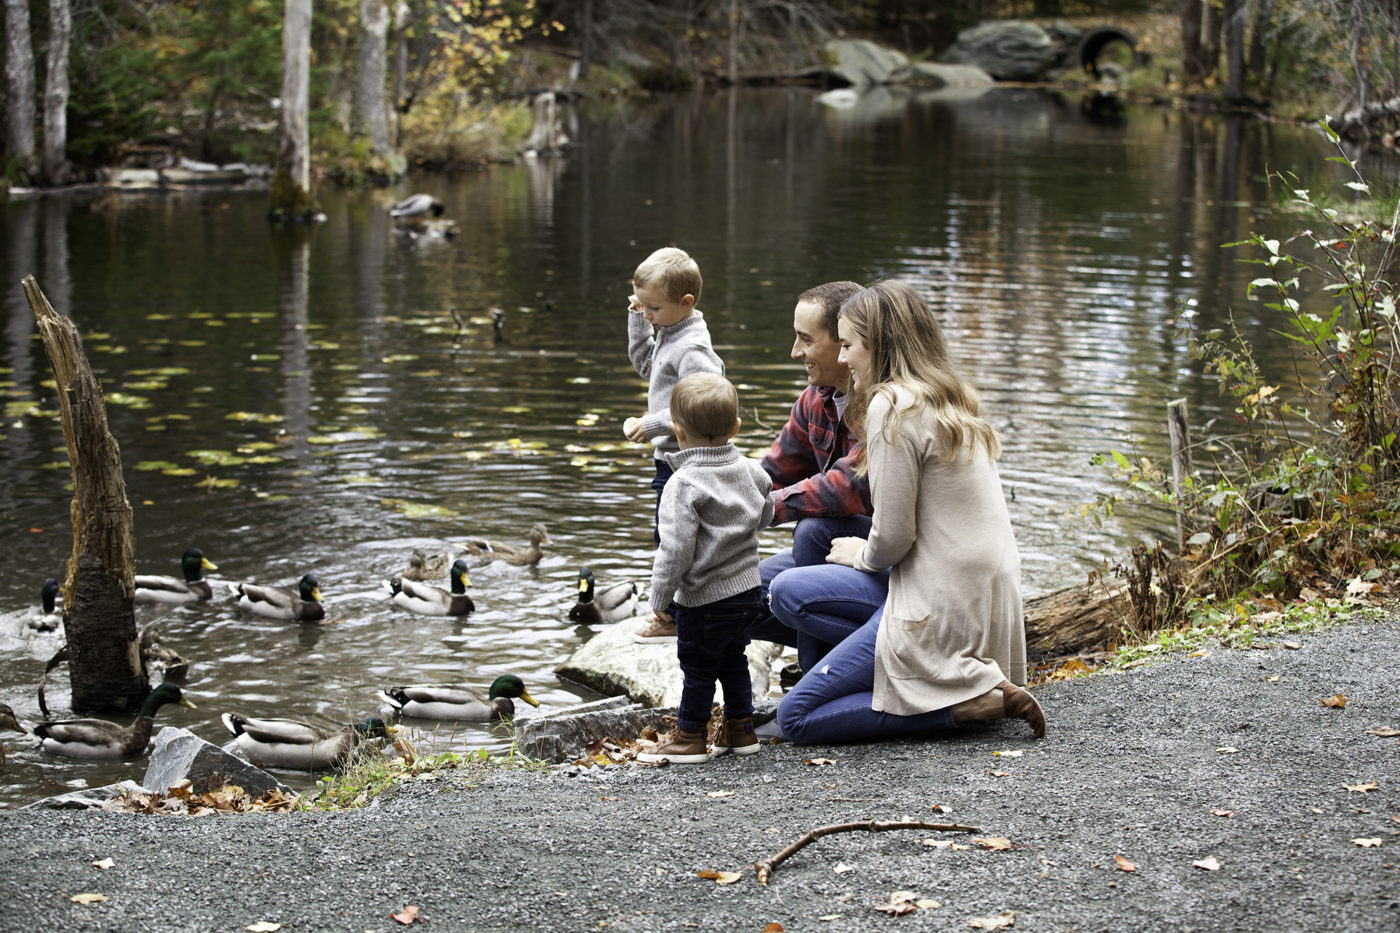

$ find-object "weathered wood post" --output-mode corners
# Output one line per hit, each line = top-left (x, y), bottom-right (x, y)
(1167, 398), (1193, 552)
(23, 275), (145, 713)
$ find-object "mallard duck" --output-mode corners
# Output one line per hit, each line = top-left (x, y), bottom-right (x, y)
(221, 713), (398, 771)
(140, 624), (190, 681)
(28, 577), (64, 632)
(33, 682), (196, 759)
(568, 566), (638, 624)
(134, 548), (218, 603)
(376, 674), (539, 721)
(384, 559), (475, 616)
(0, 702), (27, 771)
(229, 573), (325, 622)
(399, 548), (453, 581)
(389, 193), (445, 218)
(461, 523), (550, 566)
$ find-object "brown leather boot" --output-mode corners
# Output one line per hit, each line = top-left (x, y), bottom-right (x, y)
(710, 716), (760, 757)
(637, 728), (710, 764)
(998, 680), (1046, 738)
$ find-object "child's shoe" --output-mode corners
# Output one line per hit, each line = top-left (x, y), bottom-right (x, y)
(710, 716), (761, 757)
(632, 619), (678, 643)
(637, 728), (709, 764)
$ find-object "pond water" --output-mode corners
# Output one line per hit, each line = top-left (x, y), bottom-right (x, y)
(0, 86), (1381, 807)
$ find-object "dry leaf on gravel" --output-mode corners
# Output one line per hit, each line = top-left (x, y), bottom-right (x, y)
(390, 905), (419, 925)
(1283, 641), (1302, 649)
(975, 837), (1013, 851)
(803, 758), (837, 766)
(706, 790), (735, 798)
(70, 893), (107, 904)
(1321, 694), (1350, 708)
(1192, 856), (1222, 871)
(834, 862), (854, 873)
(967, 910), (1016, 929)
(91, 857), (115, 870)
(246, 924), (282, 933)
(1114, 854), (1137, 872)
(931, 803), (952, 813)
(1366, 727), (1400, 737)
(762, 924), (783, 932)
(986, 770), (1011, 777)
(992, 750), (1024, 758)
(696, 870), (742, 884)
(1344, 782), (1380, 793)
(1351, 838), (1383, 847)
(873, 891), (923, 916)
(924, 839), (971, 849)
(1211, 809), (1235, 818)
(1216, 747), (1239, 754)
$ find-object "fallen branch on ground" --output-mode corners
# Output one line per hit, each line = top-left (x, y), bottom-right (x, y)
(754, 818), (981, 885)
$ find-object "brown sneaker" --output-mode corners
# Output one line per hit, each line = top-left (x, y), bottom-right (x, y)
(632, 619), (678, 644)
(637, 728), (710, 764)
(710, 716), (760, 757)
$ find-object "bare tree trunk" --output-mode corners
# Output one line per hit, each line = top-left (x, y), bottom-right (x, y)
(42, 0), (71, 185)
(3, 0), (38, 179)
(272, 0), (313, 219)
(354, 0), (391, 157)
(1247, 0), (1272, 84)
(727, 0), (738, 85)
(1350, 12), (1371, 134)
(23, 275), (144, 714)
(390, 1), (406, 146)
(1202, 0), (1222, 79)
(1224, 0), (1246, 99)
(579, 0), (593, 75)
(1178, 0), (1207, 83)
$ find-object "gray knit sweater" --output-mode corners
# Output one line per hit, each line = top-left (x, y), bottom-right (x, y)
(627, 311), (724, 454)
(651, 444), (775, 613)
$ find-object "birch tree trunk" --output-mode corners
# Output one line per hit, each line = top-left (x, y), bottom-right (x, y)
(3, 0), (38, 179)
(272, 0), (313, 219)
(355, 0), (391, 157)
(43, 0), (71, 185)
(23, 275), (145, 714)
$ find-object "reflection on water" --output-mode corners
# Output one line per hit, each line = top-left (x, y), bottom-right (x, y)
(0, 88), (1382, 806)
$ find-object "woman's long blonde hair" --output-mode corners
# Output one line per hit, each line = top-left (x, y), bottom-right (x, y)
(840, 280), (1001, 468)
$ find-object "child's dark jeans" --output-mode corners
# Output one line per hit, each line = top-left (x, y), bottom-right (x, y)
(650, 457), (674, 546)
(675, 586), (761, 732)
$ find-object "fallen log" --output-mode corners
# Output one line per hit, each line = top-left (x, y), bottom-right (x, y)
(1023, 579), (1131, 660)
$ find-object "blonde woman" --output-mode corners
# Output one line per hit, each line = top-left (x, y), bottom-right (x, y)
(774, 280), (1044, 743)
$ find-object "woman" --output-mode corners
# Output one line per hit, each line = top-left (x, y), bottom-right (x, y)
(774, 280), (1044, 744)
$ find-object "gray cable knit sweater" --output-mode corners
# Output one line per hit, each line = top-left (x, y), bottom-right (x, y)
(651, 444), (775, 613)
(627, 311), (724, 454)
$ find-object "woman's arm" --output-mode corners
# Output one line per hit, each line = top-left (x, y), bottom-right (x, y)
(849, 393), (921, 573)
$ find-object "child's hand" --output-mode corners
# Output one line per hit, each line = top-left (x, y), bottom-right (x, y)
(628, 294), (643, 313)
(623, 417), (647, 443)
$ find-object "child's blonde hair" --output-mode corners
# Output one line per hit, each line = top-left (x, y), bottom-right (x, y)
(670, 373), (737, 444)
(840, 280), (1000, 467)
(633, 247), (703, 304)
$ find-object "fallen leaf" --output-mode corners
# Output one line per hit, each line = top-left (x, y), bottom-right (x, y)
(70, 893), (107, 905)
(1192, 856), (1222, 871)
(917, 899), (942, 909)
(834, 862), (855, 874)
(390, 905), (419, 925)
(1344, 782), (1380, 793)
(92, 858), (115, 870)
(1391, 815), (1400, 826)
(992, 750), (1024, 758)
(967, 910), (1017, 929)
(873, 891), (921, 916)
(1367, 727), (1400, 737)
(1114, 854), (1137, 872)
(1216, 747), (1239, 754)
(986, 770), (1011, 778)
(706, 790), (736, 798)
(818, 916), (841, 922)
(931, 803), (952, 813)
(804, 758), (837, 766)
(1283, 641), (1302, 650)
(763, 924), (784, 933)
(975, 837), (1013, 851)
(1352, 838), (1383, 847)
(246, 924), (283, 933)
(1190, 649), (1211, 658)
(1322, 694), (1350, 708)
(1211, 809), (1235, 818)
(696, 869), (742, 884)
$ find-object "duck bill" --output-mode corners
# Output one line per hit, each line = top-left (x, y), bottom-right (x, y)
(202, 558), (218, 570)
(310, 587), (324, 602)
(519, 689), (541, 708)
(180, 698), (198, 709)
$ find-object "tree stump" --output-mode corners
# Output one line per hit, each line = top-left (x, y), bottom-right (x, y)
(23, 274), (145, 714)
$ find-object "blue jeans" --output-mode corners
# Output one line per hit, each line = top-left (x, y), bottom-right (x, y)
(776, 600), (957, 745)
(675, 587), (761, 732)
(770, 561), (890, 674)
(748, 516), (874, 648)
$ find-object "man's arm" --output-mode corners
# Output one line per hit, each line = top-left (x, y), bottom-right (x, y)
(770, 453), (871, 525)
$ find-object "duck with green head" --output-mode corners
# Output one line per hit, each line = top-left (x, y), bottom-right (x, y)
(567, 567), (639, 624)
(135, 548), (219, 604)
(230, 573), (325, 622)
(28, 578), (63, 632)
(33, 683), (197, 759)
(221, 713), (398, 771)
(376, 674), (539, 721)
(385, 558), (475, 617)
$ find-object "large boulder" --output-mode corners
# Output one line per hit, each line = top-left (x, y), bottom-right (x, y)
(25, 781), (147, 810)
(555, 616), (781, 708)
(144, 727), (291, 798)
(515, 696), (676, 763)
(941, 20), (1060, 81)
(888, 61), (995, 89)
(825, 38), (910, 86)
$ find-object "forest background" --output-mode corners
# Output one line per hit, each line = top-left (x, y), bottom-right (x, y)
(4, 0), (1400, 193)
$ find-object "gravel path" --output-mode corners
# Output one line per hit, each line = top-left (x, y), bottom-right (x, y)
(2, 617), (1398, 932)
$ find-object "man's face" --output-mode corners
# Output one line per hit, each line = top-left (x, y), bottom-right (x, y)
(790, 300), (844, 389)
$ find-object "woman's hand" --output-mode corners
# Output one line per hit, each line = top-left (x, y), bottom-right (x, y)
(826, 536), (865, 567)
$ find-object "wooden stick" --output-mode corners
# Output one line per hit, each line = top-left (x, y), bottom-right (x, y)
(754, 819), (981, 885)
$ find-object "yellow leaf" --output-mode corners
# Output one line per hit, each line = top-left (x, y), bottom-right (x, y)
(91, 857), (115, 870)
(1321, 694), (1350, 708)
(714, 871), (742, 885)
(1344, 782), (1380, 793)
(1192, 856), (1222, 871)
(1351, 838), (1383, 847)
(975, 837), (1013, 851)
(70, 894), (107, 904)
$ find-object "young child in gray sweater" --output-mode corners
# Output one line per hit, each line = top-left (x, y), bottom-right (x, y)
(637, 373), (774, 765)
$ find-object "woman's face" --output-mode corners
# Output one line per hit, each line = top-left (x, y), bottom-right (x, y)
(837, 316), (871, 389)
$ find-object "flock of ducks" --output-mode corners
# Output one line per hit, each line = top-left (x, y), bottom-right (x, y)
(4, 522), (642, 772)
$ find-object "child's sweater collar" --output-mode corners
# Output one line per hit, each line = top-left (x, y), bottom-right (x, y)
(663, 442), (740, 470)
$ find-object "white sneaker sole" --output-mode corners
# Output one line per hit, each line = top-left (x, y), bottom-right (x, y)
(637, 750), (710, 764)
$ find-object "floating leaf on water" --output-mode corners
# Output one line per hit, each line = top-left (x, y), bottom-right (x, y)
(124, 379), (168, 391)
(4, 401), (42, 418)
(198, 477), (240, 489)
(311, 341), (341, 351)
(569, 377), (591, 385)
(381, 499), (464, 520)
(332, 363), (359, 372)
(186, 449), (246, 466)
(105, 392), (151, 408)
(340, 474), (381, 485)
(161, 466), (199, 476)
(236, 442), (278, 453)
(135, 460), (183, 472)
(501, 406), (532, 415)
(381, 354), (420, 364)
(226, 411), (286, 424)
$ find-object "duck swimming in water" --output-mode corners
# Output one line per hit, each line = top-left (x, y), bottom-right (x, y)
(385, 558), (475, 617)
(376, 674), (539, 721)
(230, 573), (325, 622)
(134, 548), (218, 604)
(33, 683), (197, 759)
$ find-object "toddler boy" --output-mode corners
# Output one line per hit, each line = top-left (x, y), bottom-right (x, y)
(636, 373), (774, 764)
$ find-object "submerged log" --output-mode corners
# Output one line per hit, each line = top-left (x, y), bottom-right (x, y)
(1023, 579), (1131, 659)
(24, 275), (145, 714)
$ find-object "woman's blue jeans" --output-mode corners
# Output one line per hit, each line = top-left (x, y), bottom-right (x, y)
(775, 599), (957, 745)
(769, 561), (888, 673)
(748, 515), (874, 649)
(675, 587), (761, 732)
